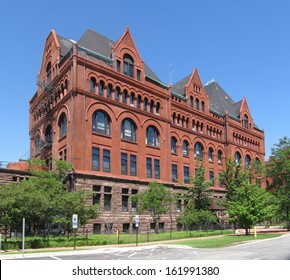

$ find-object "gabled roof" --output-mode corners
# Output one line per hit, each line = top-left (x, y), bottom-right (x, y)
(56, 29), (163, 84)
(204, 80), (242, 118)
(171, 74), (191, 96)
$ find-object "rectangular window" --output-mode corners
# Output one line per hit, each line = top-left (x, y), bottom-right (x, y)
(104, 194), (112, 211)
(93, 185), (101, 205)
(103, 150), (110, 173)
(92, 147), (100, 171)
(177, 199), (182, 212)
(146, 158), (152, 178)
(137, 69), (141, 81)
(183, 166), (190, 184)
(122, 196), (129, 212)
(130, 154), (137, 176)
(209, 170), (214, 186)
(93, 223), (101, 234)
(122, 223), (130, 234)
(154, 159), (160, 179)
(131, 189), (138, 211)
(172, 164), (178, 182)
(116, 60), (121, 72)
(121, 153), (128, 175)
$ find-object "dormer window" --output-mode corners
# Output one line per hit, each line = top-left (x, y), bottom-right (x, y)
(123, 54), (134, 78)
(244, 114), (249, 129)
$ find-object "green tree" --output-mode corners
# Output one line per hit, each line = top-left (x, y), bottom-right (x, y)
(266, 136), (290, 230)
(227, 182), (276, 235)
(131, 181), (174, 233)
(178, 162), (217, 229)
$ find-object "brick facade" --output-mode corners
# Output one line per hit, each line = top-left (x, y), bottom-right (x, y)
(28, 28), (265, 233)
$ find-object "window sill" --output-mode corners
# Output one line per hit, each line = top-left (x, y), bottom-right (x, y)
(92, 132), (112, 139)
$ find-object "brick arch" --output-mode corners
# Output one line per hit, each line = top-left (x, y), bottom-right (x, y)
(85, 101), (117, 123)
(142, 118), (164, 134)
(116, 110), (142, 127)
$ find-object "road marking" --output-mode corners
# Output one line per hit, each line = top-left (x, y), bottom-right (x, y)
(50, 255), (61, 260)
(129, 252), (137, 258)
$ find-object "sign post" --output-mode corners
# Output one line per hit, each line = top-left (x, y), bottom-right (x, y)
(22, 218), (25, 257)
(135, 215), (139, 246)
(72, 214), (78, 250)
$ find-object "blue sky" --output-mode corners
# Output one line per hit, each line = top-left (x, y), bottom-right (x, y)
(0, 0), (289, 163)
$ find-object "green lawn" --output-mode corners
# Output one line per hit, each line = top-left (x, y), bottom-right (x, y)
(172, 233), (282, 248)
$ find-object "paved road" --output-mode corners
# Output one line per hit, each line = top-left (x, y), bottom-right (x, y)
(2, 234), (290, 260)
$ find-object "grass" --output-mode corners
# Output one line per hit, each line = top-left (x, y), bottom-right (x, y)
(172, 233), (282, 248)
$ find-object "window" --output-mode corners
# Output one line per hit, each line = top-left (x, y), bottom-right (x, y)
(46, 62), (52, 84)
(208, 147), (214, 162)
(146, 126), (159, 147)
(35, 134), (42, 152)
(235, 152), (242, 165)
(93, 224), (101, 234)
(116, 60), (121, 72)
(218, 150), (223, 164)
(172, 164), (178, 182)
(90, 77), (96, 93)
(122, 188), (129, 212)
(244, 114), (249, 129)
(194, 142), (203, 160)
(45, 125), (53, 144)
(245, 155), (251, 168)
(184, 166), (189, 184)
(115, 87), (120, 102)
(104, 187), (112, 211)
(130, 93), (135, 106)
(209, 171), (215, 186)
(121, 153), (128, 175)
(137, 69), (141, 81)
(92, 148), (100, 171)
(171, 137), (177, 153)
(201, 101), (205, 112)
(92, 111), (110, 136)
(107, 84), (112, 98)
(154, 159), (160, 179)
(103, 150), (110, 172)
(132, 189), (138, 211)
(150, 100), (154, 113)
(130, 155), (137, 176)
(146, 158), (152, 178)
(143, 98), (148, 111)
(122, 90), (127, 104)
(121, 119), (136, 142)
(156, 102), (160, 115)
(183, 141), (189, 156)
(190, 96), (194, 108)
(123, 54), (134, 78)
(196, 98), (200, 110)
(93, 185), (101, 205)
(58, 113), (67, 138)
(137, 95), (142, 109)
(98, 80), (104, 96)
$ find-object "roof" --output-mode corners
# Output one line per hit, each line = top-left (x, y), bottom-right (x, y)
(204, 80), (241, 118)
(57, 29), (163, 84)
(171, 74), (191, 96)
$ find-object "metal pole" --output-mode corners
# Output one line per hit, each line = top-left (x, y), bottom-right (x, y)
(74, 229), (76, 250)
(22, 218), (25, 256)
(136, 227), (138, 246)
(0, 232), (2, 251)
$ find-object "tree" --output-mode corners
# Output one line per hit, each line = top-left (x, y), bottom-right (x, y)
(219, 159), (276, 234)
(131, 181), (174, 233)
(178, 162), (218, 229)
(266, 136), (290, 230)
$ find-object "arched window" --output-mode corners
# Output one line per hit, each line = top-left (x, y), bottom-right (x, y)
(90, 77), (96, 93)
(115, 87), (120, 102)
(46, 62), (52, 84)
(92, 111), (111, 136)
(150, 100), (154, 113)
(196, 98), (200, 110)
(121, 119), (136, 142)
(235, 152), (242, 165)
(123, 54), (134, 78)
(107, 84), (113, 98)
(244, 114), (249, 129)
(137, 95), (142, 109)
(190, 96), (194, 108)
(194, 142), (203, 159)
(245, 155), (251, 168)
(58, 113), (67, 138)
(143, 98), (148, 111)
(156, 102), (160, 115)
(201, 101), (205, 112)
(218, 150), (223, 164)
(146, 126), (159, 147)
(208, 147), (214, 162)
(35, 134), (42, 152)
(183, 141), (189, 156)
(45, 125), (53, 144)
(122, 90), (128, 104)
(98, 80), (105, 96)
(171, 137), (177, 153)
(130, 92), (135, 106)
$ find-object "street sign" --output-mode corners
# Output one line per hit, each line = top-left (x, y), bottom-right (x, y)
(72, 214), (78, 229)
(135, 215), (139, 228)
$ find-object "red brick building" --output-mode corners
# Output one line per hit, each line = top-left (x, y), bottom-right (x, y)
(29, 28), (265, 233)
